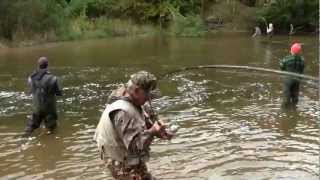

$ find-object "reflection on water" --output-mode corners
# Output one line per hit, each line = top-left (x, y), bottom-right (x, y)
(0, 35), (318, 179)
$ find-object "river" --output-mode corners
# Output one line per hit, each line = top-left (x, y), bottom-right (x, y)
(0, 34), (318, 179)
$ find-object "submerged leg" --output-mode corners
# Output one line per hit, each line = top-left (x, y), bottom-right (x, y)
(44, 112), (58, 134)
(24, 113), (42, 136)
(282, 81), (292, 109)
(291, 81), (300, 107)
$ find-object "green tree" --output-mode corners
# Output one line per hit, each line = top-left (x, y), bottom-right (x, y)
(0, 0), (18, 40)
(0, 0), (67, 40)
(257, 0), (319, 32)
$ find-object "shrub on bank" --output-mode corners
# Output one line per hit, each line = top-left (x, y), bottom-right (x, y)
(59, 15), (158, 41)
(0, 0), (67, 41)
(170, 14), (207, 37)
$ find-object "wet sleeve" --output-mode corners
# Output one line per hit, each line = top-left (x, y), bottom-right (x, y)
(111, 110), (154, 152)
(54, 77), (63, 96)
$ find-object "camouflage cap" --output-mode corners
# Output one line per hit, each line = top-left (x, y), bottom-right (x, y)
(129, 71), (157, 93)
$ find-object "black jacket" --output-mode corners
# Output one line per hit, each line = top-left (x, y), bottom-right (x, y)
(28, 69), (62, 113)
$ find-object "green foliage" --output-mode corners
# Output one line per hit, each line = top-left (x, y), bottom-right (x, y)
(1, 0), (317, 42)
(239, 0), (257, 7)
(59, 16), (158, 41)
(3, 0), (166, 41)
(67, 0), (208, 24)
(0, 0), (67, 40)
(170, 13), (207, 37)
(257, 0), (319, 32)
(0, 0), (213, 41)
(0, 0), (17, 40)
(66, 0), (115, 17)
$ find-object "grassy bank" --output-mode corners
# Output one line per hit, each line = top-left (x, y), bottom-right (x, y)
(0, 15), (208, 47)
(0, 18), (160, 48)
(0, 2), (250, 47)
(59, 17), (159, 41)
(0, 0), (318, 47)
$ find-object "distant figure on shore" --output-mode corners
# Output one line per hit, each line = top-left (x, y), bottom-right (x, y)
(24, 57), (62, 136)
(252, 26), (262, 37)
(266, 23), (274, 38)
(289, 24), (295, 35)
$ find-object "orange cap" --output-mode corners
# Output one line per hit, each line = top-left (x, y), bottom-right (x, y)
(290, 43), (301, 55)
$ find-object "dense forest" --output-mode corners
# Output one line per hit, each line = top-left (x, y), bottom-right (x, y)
(0, 0), (318, 44)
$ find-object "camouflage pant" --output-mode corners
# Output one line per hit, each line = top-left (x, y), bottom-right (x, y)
(105, 158), (155, 180)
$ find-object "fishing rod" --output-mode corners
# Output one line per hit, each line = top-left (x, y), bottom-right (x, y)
(262, 17), (268, 27)
(160, 65), (319, 88)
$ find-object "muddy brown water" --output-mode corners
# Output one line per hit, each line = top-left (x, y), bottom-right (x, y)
(0, 35), (318, 179)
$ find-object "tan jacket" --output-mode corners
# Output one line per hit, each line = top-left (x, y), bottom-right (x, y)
(94, 99), (150, 164)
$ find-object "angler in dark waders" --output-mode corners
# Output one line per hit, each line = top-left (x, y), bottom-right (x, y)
(24, 57), (62, 136)
(280, 43), (305, 109)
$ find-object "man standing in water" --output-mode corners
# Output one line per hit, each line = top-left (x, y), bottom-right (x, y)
(252, 26), (262, 38)
(24, 57), (62, 136)
(280, 43), (304, 108)
(266, 23), (274, 38)
(107, 80), (161, 123)
(94, 71), (173, 179)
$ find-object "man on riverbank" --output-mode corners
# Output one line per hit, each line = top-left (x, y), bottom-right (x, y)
(280, 43), (304, 108)
(94, 71), (173, 179)
(24, 57), (62, 136)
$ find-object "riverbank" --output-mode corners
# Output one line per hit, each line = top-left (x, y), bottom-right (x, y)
(0, 18), (160, 48)
(0, 1), (257, 48)
(0, 0), (318, 48)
